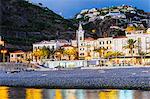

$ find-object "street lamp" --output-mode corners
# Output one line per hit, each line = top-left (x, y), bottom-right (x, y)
(1, 49), (7, 62)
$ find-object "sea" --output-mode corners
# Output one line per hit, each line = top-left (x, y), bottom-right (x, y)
(0, 86), (149, 99)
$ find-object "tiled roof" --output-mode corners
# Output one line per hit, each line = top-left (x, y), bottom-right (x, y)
(85, 37), (95, 41)
(11, 50), (25, 53)
(61, 44), (73, 47)
(113, 36), (127, 38)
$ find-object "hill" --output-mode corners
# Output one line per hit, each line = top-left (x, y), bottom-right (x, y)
(74, 5), (149, 38)
(1, 0), (76, 51)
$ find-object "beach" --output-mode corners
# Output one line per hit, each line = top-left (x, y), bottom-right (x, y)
(0, 67), (150, 90)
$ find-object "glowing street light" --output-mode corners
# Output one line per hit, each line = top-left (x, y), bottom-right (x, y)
(1, 49), (7, 62)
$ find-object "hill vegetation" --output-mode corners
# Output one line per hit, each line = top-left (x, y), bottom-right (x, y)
(1, 0), (149, 51)
(1, 0), (76, 51)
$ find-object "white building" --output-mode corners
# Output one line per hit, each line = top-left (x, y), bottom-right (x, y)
(105, 12), (126, 19)
(33, 40), (57, 50)
(33, 24), (150, 60)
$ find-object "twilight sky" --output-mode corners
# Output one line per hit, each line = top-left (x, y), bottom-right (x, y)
(31, 0), (150, 18)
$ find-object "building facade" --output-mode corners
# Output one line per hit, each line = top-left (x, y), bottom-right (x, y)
(10, 50), (32, 63)
(33, 24), (150, 62)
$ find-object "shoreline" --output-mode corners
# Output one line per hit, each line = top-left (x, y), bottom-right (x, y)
(0, 67), (150, 90)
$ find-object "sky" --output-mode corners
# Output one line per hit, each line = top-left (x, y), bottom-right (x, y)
(31, 0), (150, 18)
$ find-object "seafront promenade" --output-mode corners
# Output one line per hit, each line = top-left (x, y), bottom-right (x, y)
(0, 66), (149, 90)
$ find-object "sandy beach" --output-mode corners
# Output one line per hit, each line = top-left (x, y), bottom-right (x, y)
(0, 67), (150, 90)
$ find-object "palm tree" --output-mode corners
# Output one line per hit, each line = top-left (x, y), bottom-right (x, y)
(112, 51), (124, 64)
(139, 51), (147, 65)
(103, 51), (114, 59)
(63, 47), (77, 60)
(123, 39), (137, 57)
(123, 39), (137, 64)
(32, 47), (51, 62)
(94, 47), (107, 58)
(55, 48), (64, 60)
(112, 51), (124, 57)
(48, 49), (55, 60)
(40, 47), (50, 59)
(32, 49), (42, 62)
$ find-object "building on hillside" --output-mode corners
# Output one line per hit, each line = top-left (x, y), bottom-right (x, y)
(105, 12), (126, 19)
(10, 50), (32, 63)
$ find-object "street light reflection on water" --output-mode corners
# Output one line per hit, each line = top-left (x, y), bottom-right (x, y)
(0, 86), (149, 99)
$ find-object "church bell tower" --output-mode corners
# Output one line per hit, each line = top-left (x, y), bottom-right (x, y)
(76, 23), (85, 59)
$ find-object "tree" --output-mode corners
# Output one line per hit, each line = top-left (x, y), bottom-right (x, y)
(32, 47), (51, 62)
(94, 47), (107, 58)
(32, 49), (42, 62)
(112, 51), (124, 63)
(63, 47), (77, 60)
(40, 47), (50, 59)
(139, 51), (147, 65)
(112, 51), (124, 58)
(123, 39), (137, 64)
(123, 39), (137, 57)
(48, 49), (55, 59)
(54, 48), (64, 60)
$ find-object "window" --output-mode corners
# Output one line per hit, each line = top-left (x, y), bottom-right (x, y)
(103, 41), (104, 44)
(106, 41), (109, 44)
(133, 50), (134, 54)
(17, 55), (20, 57)
(107, 47), (109, 49)
(109, 41), (111, 44)
(80, 53), (84, 55)
(100, 41), (104, 45)
(52, 46), (54, 49)
(80, 37), (82, 40)
(11, 55), (13, 57)
(80, 48), (85, 51)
